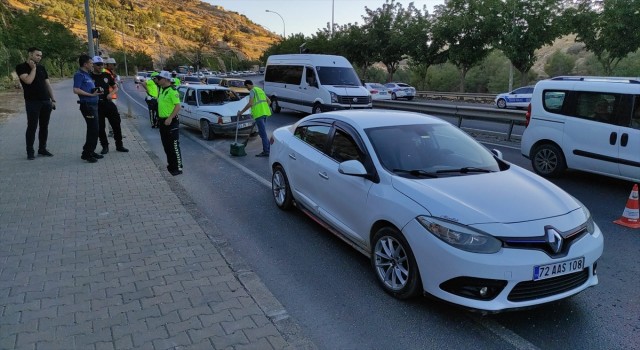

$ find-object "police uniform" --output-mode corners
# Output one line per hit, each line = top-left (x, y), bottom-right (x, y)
(157, 71), (183, 175)
(146, 72), (160, 127)
(91, 67), (128, 153)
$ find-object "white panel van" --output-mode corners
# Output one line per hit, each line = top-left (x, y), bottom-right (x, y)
(263, 54), (372, 114)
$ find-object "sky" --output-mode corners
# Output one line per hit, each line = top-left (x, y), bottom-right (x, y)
(203, 0), (445, 37)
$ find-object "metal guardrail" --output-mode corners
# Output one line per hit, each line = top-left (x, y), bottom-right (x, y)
(372, 100), (526, 141)
(415, 91), (496, 103)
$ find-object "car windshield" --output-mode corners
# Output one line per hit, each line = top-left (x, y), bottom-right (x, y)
(199, 89), (240, 105)
(365, 123), (501, 177)
(184, 76), (200, 82)
(316, 66), (361, 86)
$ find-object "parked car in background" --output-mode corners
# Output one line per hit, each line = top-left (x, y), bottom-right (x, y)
(182, 76), (203, 86)
(384, 82), (416, 100)
(495, 85), (534, 109)
(364, 83), (392, 101)
(177, 84), (255, 140)
(134, 71), (149, 84)
(269, 109), (603, 312)
(219, 78), (250, 97)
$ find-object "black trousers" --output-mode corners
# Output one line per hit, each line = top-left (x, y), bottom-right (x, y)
(79, 103), (99, 157)
(98, 99), (124, 147)
(159, 118), (183, 171)
(24, 99), (52, 155)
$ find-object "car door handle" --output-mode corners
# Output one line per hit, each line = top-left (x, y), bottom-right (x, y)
(318, 171), (329, 180)
(621, 133), (629, 147)
(609, 132), (617, 145)
(288, 153), (297, 160)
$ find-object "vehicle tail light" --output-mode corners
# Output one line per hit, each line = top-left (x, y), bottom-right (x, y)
(371, 90), (379, 94)
(525, 103), (531, 127)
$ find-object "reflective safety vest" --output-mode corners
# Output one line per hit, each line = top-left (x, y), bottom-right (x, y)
(250, 87), (271, 119)
(146, 79), (159, 98)
(104, 68), (118, 99)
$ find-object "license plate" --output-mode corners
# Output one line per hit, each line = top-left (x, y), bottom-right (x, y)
(379, 92), (387, 95)
(238, 122), (251, 128)
(533, 257), (584, 281)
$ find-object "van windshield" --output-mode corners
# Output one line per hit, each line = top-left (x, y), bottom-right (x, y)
(316, 67), (361, 86)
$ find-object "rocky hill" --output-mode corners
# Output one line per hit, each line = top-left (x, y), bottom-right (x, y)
(5, 0), (279, 63)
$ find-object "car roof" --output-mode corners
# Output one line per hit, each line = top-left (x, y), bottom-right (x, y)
(302, 109), (447, 130)
(179, 84), (230, 91)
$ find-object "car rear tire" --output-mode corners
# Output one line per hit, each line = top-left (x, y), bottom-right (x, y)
(496, 98), (507, 109)
(272, 165), (293, 210)
(200, 120), (214, 140)
(371, 227), (422, 300)
(391, 92), (397, 100)
(271, 98), (281, 113)
(531, 143), (566, 178)
(312, 103), (322, 114)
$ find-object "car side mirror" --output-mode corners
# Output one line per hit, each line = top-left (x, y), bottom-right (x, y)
(491, 149), (503, 159)
(338, 160), (368, 177)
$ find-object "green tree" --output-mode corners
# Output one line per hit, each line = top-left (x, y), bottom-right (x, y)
(566, 0), (640, 74)
(544, 50), (576, 77)
(404, 5), (446, 90)
(433, 0), (502, 92)
(496, 0), (563, 86)
(362, 0), (419, 82)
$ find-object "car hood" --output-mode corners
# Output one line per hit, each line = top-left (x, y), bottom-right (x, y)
(194, 98), (248, 116)
(327, 85), (369, 95)
(392, 166), (581, 225)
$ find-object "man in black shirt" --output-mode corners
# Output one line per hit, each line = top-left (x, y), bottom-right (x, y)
(90, 56), (129, 154)
(15, 47), (56, 160)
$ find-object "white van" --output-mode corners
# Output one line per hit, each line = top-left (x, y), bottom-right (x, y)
(521, 76), (640, 182)
(263, 54), (372, 114)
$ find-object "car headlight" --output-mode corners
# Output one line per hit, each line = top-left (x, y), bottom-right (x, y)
(581, 205), (596, 235)
(417, 216), (502, 254)
(330, 91), (339, 103)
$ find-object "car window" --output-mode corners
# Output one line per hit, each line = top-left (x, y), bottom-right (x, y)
(365, 123), (500, 174)
(543, 90), (567, 113)
(329, 129), (364, 163)
(316, 66), (361, 86)
(572, 92), (632, 126)
(294, 125), (331, 152)
(226, 80), (244, 88)
(631, 96), (640, 130)
(397, 83), (410, 88)
(177, 87), (186, 101)
(185, 89), (197, 104)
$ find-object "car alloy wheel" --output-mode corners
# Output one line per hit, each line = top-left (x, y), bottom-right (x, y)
(497, 98), (507, 109)
(372, 227), (421, 299)
(532, 143), (566, 178)
(312, 103), (322, 114)
(271, 98), (282, 113)
(391, 92), (397, 100)
(200, 120), (214, 140)
(272, 165), (293, 210)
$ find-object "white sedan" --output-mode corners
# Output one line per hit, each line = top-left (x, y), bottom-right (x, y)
(177, 85), (255, 140)
(269, 109), (603, 312)
(364, 83), (392, 101)
(495, 85), (534, 109)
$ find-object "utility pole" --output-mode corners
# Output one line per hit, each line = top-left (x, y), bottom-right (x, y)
(84, 0), (95, 56)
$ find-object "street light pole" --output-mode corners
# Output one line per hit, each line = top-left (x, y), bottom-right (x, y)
(121, 19), (129, 77)
(265, 9), (285, 38)
(84, 0), (95, 56)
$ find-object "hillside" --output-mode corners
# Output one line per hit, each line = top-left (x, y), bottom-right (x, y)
(5, 0), (280, 64)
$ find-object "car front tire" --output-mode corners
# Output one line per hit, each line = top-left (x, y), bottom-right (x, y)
(200, 120), (214, 140)
(271, 98), (282, 113)
(312, 103), (322, 114)
(371, 227), (422, 300)
(272, 165), (293, 210)
(531, 143), (566, 177)
(496, 98), (507, 109)
(391, 92), (397, 100)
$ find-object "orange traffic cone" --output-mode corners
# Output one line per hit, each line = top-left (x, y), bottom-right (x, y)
(613, 184), (640, 229)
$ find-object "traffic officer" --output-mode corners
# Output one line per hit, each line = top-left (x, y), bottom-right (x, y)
(156, 71), (183, 176)
(144, 71), (160, 127)
(171, 71), (180, 87)
(237, 80), (271, 157)
(90, 56), (129, 154)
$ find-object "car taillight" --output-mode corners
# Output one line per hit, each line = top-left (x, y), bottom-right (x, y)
(371, 90), (379, 94)
(525, 103), (531, 127)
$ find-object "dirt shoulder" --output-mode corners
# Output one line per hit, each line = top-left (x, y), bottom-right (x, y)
(0, 90), (24, 123)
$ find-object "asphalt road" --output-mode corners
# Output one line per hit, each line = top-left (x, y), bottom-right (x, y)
(113, 78), (639, 350)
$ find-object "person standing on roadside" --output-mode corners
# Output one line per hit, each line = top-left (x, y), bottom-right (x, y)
(15, 47), (55, 160)
(237, 80), (271, 157)
(91, 56), (129, 154)
(104, 57), (118, 138)
(156, 71), (183, 176)
(171, 71), (180, 87)
(73, 55), (103, 163)
(144, 72), (160, 128)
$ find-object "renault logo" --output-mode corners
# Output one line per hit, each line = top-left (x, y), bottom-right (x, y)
(545, 227), (563, 253)
(353, 97), (358, 103)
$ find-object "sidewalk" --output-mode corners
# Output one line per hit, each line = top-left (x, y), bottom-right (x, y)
(0, 81), (313, 350)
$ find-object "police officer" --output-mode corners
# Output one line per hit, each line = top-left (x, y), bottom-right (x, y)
(144, 72), (160, 128)
(237, 80), (271, 157)
(73, 55), (103, 163)
(156, 71), (183, 176)
(171, 71), (180, 87)
(90, 56), (129, 154)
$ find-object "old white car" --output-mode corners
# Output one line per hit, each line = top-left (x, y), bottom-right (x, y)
(177, 85), (255, 140)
